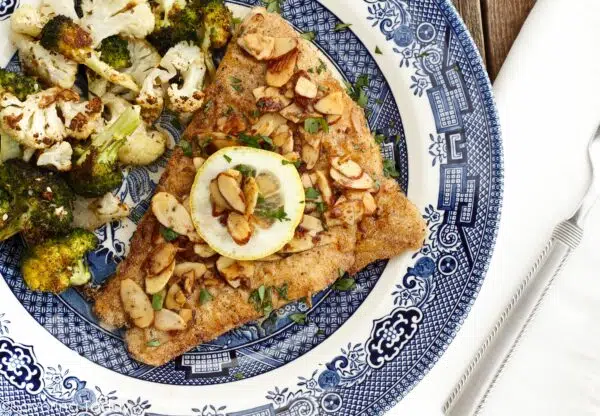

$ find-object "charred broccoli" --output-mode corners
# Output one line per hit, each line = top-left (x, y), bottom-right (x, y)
(98, 35), (132, 70)
(67, 107), (141, 197)
(21, 228), (98, 293)
(201, 0), (233, 50)
(0, 160), (74, 244)
(147, 1), (203, 55)
(40, 15), (139, 91)
(0, 68), (40, 101)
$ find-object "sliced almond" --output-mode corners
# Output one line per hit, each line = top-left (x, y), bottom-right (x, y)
(154, 309), (187, 332)
(151, 192), (195, 236)
(253, 86), (267, 100)
(182, 270), (195, 294)
(331, 156), (363, 179)
(146, 243), (178, 275)
(217, 173), (246, 213)
(299, 215), (324, 235)
(210, 135), (240, 151)
(120, 279), (154, 329)
(330, 200), (364, 225)
(224, 168), (243, 184)
(256, 97), (288, 113)
(255, 172), (280, 198)
(238, 33), (275, 61)
(251, 214), (275, 230)
(179, 308), (193, 324)
(145, 260), (176, 295)
(165, 283), (183, 310)
(295, 77), (318, 99)
(216, 256), (236, 273)
(243, 177), (260, 217)
(216, 256), (254, 288)
(280, 103), (305, 123)
(301, 173), (313, 189)
(270, 37), (299, 60)
(251, 112), (288, 136)
(315, 170), (334, 205)
(193, 157), (205, 170)
(302, 144), (320, 170)
(174, 262), (207, 278)
(272, 124), (290, 146)
(363, 192), (377, 216)
(193, 244), (217, 258)
(227, 212), (253, 245)
(283, 151), (300, 163)
(210, 179), (232, 215)
(280, 234), (315, 254)
(327, 114), (342, 125)
(314, 91), (344, 115)
(330, 168), (375, 190)
(266, 50), (299, 88)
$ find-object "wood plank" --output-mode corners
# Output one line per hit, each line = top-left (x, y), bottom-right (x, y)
(452, 0), (487, 66)
(482, 0), (536, 80)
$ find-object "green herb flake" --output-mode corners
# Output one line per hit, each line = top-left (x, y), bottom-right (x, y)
(289, 313), (308, 325)
(262, 0), (283, 13)
(276, 283), (289, 300)
(256, 206), (290, 222)
(223, 154), (232, 163)
(301, 31), (316, 41)
(333, 277), (357, 291)
(383, 159), (400, 178)
(249, 285), (274, 317)
(199, 288), (214, 305)
(234, 164), (257, 177)
(375, 98), (384, 105)
(305, 187), (320, 200)
(317, 59), (327, 75)
(375, 46), (383, 55)
(239, 132), (274, 150)
(152, 293), (164, 311)
(232, 17), (243, 25)
(146, 339), (161, 347)
(307, 68), (314, 74)
(233, 372), (245, 380)
(258, 285), (266, 302)
(334, 23), (353, 32)
(229, 76), (243, 93)
(316, 201), (327, 214)
(347, 74), (370, 108)
(179, 139), (193, 157)
(250, 109), (261, 118)
(203, 99), (214, 113)
(159, 226), (180, 242)
(223, 105), (235, 116)
(304, 117), (329, 134)
(374, 133), (386, 145)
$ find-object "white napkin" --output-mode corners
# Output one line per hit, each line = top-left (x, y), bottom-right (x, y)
(390, 0), (600, 414)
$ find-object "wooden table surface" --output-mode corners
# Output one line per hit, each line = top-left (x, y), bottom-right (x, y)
(453, 0), (536, 81)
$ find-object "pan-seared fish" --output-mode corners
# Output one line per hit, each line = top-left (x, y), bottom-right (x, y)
(94, 7), (426, 366)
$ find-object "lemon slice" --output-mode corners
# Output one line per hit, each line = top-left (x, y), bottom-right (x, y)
(190, 147), (305, 261)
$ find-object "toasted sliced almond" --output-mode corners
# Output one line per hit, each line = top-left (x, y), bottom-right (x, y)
(216, 256), (236, 273)
(270, 37), (299, 60)
(266, 50), (299, 88)
(302, 144), (320, 170)
(327, 114), (342, 125)
(331, 156), (363, 179)
(315, 170), (334, 205)
(299, 215), (324, 235)
(154, 309), (187, 331)
(210, 135), (240, 150)
(253, 86), (267, 100)
(193, 157), (205, 170)
(182, 270), (195, 294)
(330, 168), (375, 190)
(250, 214), (275, 230)
(217, 173), (246, 213)
(314, 91), (344, 115)
(224, 168), (243, 184)
(238, 33), (275, 60)
(146, 243), (178, 275)
(255, 172), (280, 198)
(227, 212), (253, 245)
(256, 96), (288, 113)
(210, 180), (232, 215)
(146, 260), (176, 295)
(251, 112), (288, 136)
(295, 77), (318, 99)
(280, 234), (315, 254)
(280, 103), (305, 123)
(216, 256), (254, 288)
(243, 177), (260, 216)
(152, 192), (195, 236)
(120, 279), (154, 328)
(165, 283), (183, 310)
(179, 308), (193, 324)
(193, 243), (217, 259)
(363, 192), (377, 216)
(174, 262), (207, 278)
(272, 124), (291, 145)
(301, 173), (313, 189)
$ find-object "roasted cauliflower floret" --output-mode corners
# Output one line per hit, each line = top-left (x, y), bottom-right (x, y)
(147, 0), (202, 55)
(60, 95), (104, 140)
(136, 67), (172, 123)
(72, 192), (130, 231)
(36, 141), (73, 171)
(161, 41), (206, 113)
(79, 0), (155, 48)
(10, 0), (78, 38)
(12, 33), (78, 89)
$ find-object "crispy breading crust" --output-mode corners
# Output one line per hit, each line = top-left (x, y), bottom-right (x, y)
(94, 7), (425, 366)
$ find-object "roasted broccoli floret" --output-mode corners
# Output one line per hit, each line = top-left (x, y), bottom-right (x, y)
(0, 68), (40, 101)
(201, 0), (233, 50)
(40, 15), (139, 91)
(67, 107), (141, 197)
(21, 228), (98, 293)
(98, 35), (132, 70)
(0, 160), (74, 244)
(147, 0), (203, 55)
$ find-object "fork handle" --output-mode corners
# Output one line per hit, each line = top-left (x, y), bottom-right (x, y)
(443, 220), (584, 416)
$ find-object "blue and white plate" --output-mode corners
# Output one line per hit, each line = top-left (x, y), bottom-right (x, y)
(0, 0), (502, 414)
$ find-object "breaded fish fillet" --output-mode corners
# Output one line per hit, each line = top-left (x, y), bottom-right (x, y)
(94, 7), (425, 366)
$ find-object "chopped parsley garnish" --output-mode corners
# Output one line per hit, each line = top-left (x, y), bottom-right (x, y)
(198, 137), (212, 152)
(346, 74), (370, 108)
(233, 372), (245, 380)
(375, 46), (383, 55)
(333, 277), (356, 291)
(316, 201), (327, 214)
(159, 226), (179, 242)
(232, 17), (243, 25)
(282, 159), (302, 169)
(250, 109), (261, 118)
(223, 154), (232, 163)
(234, 164), (256, 177)
(305, 187), (320, 200)
(301, 31), (316, 41)
(374, 133), (386, 145)
(152, 293), (164, 311)
(289, 313), (308, 325)
(375, 98), (384, 105)
(334, 23), (352, 32)
(203, 99), (214, 113)
(223, 105), (235, 116)
(304, 117), (329, 134)
(383, 159), (400, 178)
(146, 339), (161, 347)
(249, 285), (274, 317)
(179, 139), (193, 157)
(317, 59), (327, 75)
(256, 206), (290, 222)
(394, 134), (402, 144)
(199, 288), (214, 305)
(257, 195), (266, 205)
(229, 76), (243, 92)
(239, 132), (274, 150)
(276, 283), (289, 300)
(318, 85), (329, 92)
(262, 0), (283, 13)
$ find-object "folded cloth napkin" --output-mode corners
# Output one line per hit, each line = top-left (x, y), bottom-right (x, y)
(389, 0), (600, 414)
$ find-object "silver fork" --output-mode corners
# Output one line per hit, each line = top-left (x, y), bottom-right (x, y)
(443, 123), (600, 415)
